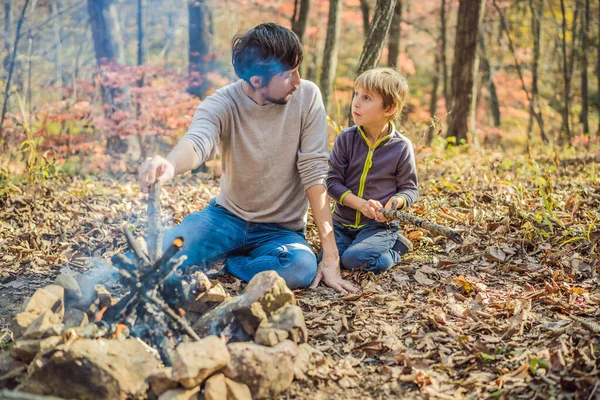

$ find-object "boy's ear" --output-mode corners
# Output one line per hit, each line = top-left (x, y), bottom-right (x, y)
(249, 76), (263, 89)
(385, 104), (397, 117)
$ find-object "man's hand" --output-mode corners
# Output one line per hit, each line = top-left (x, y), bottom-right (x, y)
(360, 199), (386, 222)
(138, 156), (175, 193)
(310, 255), (360, 294)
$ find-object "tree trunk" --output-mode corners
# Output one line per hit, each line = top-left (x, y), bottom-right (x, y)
(187, 0), (212, 98)
(427, 53), (440, 145)
(320, 0), (342, 111)
(446, 0), (483, 143)
(87, 0), (116, 64)
(579, 0), (589, 136)
(137, 0), (144, 65)
(359, 0), (370, 38)
(349, 0), (396, 124)
(51, 0), (63, 91)
(468, 0), (485, 134)
(479, 33), (500, 127)
(527, 0), (546, 142)
(0, 0), (29, 143)
(291, 0), (310, 44)
(355, 0), (396, 78)
(305, 35), (324, 83)
(108, 3), (126, 64)
(3, 0), (11, 56)
(494, 0), (547, 143)
(559, 0), (571, 143)
(387, 0), (401, 68)
(441, 0), (449, 109)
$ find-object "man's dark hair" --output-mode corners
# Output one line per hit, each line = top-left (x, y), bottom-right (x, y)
(232, 23), (303, 86)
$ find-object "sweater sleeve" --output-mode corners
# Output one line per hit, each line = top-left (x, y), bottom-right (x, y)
(395, 139), (419, 208)
(326, 132), (352, 203)
(181, 93), (229, 169)
(297, 81), (329, 190)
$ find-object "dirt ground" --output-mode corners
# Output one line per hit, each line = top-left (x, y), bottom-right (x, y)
(1, 150), (599, 399)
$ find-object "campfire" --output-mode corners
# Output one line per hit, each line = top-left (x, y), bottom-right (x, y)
(0, 184), (313, 399)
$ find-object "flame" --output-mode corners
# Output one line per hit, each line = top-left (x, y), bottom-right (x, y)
(167, 331), (176, 347)
(94, 306), (108, 322)
(111, 324), (127, 339)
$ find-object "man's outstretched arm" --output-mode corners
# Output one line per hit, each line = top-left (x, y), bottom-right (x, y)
(306, 184), (359, 294)
(138, 140), (200, 193)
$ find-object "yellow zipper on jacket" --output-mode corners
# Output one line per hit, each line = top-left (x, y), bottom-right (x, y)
(345, 122), (394, 228)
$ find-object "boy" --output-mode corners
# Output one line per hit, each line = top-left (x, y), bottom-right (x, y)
(326, 67), (418, 273)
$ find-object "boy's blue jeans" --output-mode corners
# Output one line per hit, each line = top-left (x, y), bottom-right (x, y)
(161, 199), (317, 289)
(333, 220), (407, 273)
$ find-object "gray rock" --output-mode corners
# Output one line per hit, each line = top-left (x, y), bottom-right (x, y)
(224, 340), (298, 399)
(254, 304), (307, 346)
(18, 338), (162, 400)
(22, 286), (64, 318)
(22, 311), (63, 340)
(9, 336), (62, 363)
(62, 308), (88, 330)
(148, 367), (178, 397)
(171, 336), (230, 389)
(193, 271), (295, 340)
(204, 373), (252, 400)
(157, 387), (200, 400)
(0, 351), (26, 377)
(54, 273), (82, 300)
(12, 312), (39, 339)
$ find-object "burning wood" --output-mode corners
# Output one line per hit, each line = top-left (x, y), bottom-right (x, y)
(3, 182), (313, 399)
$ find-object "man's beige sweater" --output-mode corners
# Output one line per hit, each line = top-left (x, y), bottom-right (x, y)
(182, 79), (328, 231)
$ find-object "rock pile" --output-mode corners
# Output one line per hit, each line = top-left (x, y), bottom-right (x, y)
(0, 270), (314, 400)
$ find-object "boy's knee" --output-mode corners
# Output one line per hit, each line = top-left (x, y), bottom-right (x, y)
(340, 250), (366, 271)
(341, 249), (396, 273)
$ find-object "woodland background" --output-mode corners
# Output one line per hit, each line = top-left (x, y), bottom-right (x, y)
(0, 0), (598, 178)
(0, 1), (599, 399)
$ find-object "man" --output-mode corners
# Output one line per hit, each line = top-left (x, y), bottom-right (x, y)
(138, 23), (357, 293)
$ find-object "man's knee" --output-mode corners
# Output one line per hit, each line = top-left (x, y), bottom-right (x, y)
(281, 247), (317, 289)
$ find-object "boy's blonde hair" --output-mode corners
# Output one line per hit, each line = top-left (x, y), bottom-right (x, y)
(354, 67), (408, 120)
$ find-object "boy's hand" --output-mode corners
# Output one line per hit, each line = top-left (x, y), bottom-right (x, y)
(385, 196), (405, 210)
(380, 196), (405, 222)
(360, 199), (386, 222)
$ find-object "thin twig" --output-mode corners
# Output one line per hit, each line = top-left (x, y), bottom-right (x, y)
(123, 226), (150, 267)
(147, 182), (163, 262)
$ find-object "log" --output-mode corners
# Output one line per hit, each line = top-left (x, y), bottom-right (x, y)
(380, 208), (463, 244)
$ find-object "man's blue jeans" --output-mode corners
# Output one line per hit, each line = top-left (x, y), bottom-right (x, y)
(161, 199), (317, 289)
(333, 220), (407, 273)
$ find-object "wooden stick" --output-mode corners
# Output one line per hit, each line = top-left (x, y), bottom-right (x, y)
(380, 208), (464, 244)
(123, 227), (150, 267)
(144, 293), (201, 341)
(147, 182), (163, 262)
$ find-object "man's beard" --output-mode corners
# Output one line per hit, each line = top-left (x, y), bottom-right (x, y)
(265, 92), (293, 105)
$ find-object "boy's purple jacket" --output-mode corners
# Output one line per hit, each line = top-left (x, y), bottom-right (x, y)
(326, 124), (419, 228)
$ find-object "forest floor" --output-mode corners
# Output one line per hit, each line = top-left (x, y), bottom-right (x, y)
(1, 146), (599, 400)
